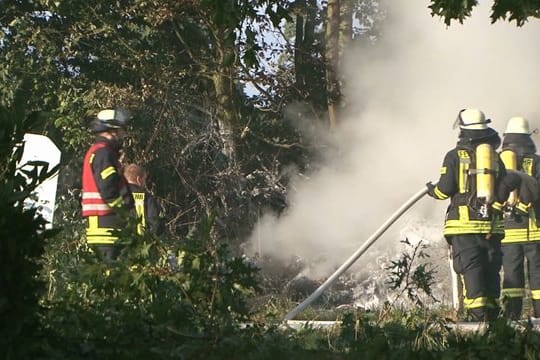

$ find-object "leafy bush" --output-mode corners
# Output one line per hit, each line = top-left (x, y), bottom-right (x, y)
(385, 238), (438, 308)
(0, 88), (59, 359)
(41, 213), (267, 358)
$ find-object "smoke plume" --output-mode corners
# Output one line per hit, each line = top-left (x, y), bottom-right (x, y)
(246, 1), (540, 290)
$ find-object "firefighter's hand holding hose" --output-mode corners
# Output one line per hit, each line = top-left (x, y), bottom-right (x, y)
(425, 181), (438, 198)
(497, 170), (523, 213)
(425, 181), (448, 200)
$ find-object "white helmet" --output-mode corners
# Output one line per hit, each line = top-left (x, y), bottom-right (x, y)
(92, 108), (131, 133)
(504, 116), (530, 134)
(454, 108), (491, 130)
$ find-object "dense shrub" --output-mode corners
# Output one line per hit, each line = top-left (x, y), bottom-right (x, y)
(0, 89), (59, 359)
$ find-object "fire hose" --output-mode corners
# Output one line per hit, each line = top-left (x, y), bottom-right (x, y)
(284, 185), (430, 321)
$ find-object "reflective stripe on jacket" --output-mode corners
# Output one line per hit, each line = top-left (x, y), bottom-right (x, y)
(86, 215), (118, 245)
(82, 142), (112, 216)
(133, 191), (146, 235)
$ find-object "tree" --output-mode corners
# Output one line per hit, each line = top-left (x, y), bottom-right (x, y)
(0, 1), (299, 244)
(0, 0), (384, 249)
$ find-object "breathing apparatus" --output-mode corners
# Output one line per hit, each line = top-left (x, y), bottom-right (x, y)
(500, 150), (518, 207)
(455, 109), (498, 218)
(474, 143), (496, 218)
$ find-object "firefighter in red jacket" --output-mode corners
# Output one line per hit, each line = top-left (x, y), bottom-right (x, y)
(82, 108), (134, 260)
(499, 116), (540, 320)
(426, 108), (520, 321)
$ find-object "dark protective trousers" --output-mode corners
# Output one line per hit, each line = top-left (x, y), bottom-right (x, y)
(449, 234), (503, 321)
(502, 242), (540, 318)
(92, 245), (123, 261)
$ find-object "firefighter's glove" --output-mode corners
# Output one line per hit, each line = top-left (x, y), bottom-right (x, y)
(426, 182), (437, 198)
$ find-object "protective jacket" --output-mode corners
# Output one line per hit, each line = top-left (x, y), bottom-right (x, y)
(430, 139), (513, 238)
(127, 183), (165, 236)
(501, 135), (540, 243)
(82, 136), (134, 245)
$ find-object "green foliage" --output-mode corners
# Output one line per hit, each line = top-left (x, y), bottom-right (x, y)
(41, 214), (267, 358)
(491, 0), (540, 25)
(443, 319), (540, 359)
(0, 86), (59, 359)
(321, 310), (540, 359)
(429, 0), (540, 26)
(429, 0), (478, 25)
(0, 0), (309, 247)
(1, 0), (372, 252)
(385, 238), (438, 308)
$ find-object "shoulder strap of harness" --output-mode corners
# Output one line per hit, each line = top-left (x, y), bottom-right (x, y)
(523, 156), (534, 176)
(456, 147), (473, 194)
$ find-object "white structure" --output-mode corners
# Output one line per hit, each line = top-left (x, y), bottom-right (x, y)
(19, 133), (61, 229)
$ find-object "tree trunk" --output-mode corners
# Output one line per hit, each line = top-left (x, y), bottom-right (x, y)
(294, 0), (305, 93)
(294, 0), (317, 101)
(325, 0), (340, 129)
(338, 0), (353, 112)
(212, 32), (237, 162)
(339, 0), (353, 59)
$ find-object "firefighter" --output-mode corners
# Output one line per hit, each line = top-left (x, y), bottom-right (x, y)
(426, 108), (520, 321)
(500, 116), (540, 320)
(123, 163), (165, 236)
(82, 108), (134, 260)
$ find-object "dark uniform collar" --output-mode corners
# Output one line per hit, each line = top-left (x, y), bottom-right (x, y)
(502, 133), (537, 156)
(457, 128), (501, 149)
(127, 183), (145, 192)
(95, 135), (122, 152)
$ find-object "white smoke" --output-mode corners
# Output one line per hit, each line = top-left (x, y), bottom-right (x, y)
(246, 1), (540, 305)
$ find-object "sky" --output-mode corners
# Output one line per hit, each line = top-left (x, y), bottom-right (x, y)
(245, 0), (540, 287)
